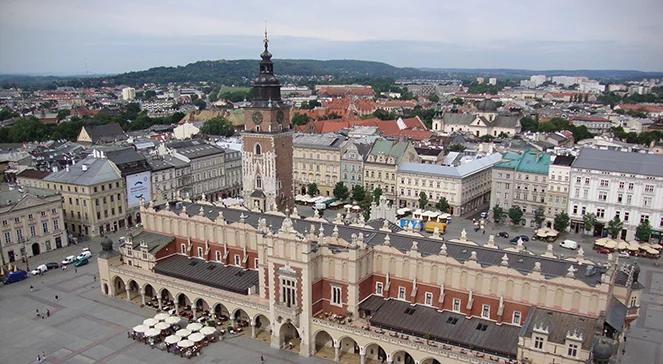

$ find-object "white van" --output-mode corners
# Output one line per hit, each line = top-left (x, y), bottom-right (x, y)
(560, 239), (578, 250)
(31, 264), (48, 275)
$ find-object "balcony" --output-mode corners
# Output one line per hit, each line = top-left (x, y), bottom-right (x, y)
(274, 302), (301, 327)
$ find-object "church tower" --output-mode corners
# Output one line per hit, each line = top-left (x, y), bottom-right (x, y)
(242, 31), (293, 212)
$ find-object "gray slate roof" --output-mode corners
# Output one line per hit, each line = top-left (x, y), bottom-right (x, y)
(398, 153), (502, 179)
(361, 296), (520, 357)
(572, 148), (663, 177)
(161, 201), (613, 288)
(154, 254), (258, 295)
(83, 123), (126, 143)
(126, 231), (174, 253)
(520, 307), (597, 350)
(294, 133), (345, 150)
(168, 140), (225, 159)
(44, 156), (121, 185)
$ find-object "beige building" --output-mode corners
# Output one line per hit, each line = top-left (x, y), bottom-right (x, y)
(42, 150), (128, 237)
(0, 186), (67, 265)
(98, 201), (638, 364)
(293, 133), (345, 197)
(397, 154), (502, 215)
(432, 100), (521, 137)
(545, 155), (575, 224)
(490, 151), (552, 226)
(364, 139), (418, 204)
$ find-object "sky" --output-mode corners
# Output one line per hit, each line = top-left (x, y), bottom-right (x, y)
(1, 0), (662, 75)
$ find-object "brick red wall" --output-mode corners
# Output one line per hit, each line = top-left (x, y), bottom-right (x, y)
(165, 237), (259, 269)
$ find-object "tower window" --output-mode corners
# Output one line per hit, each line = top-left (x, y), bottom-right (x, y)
(256, 176), (262, 189)
(255, 143), (262, 155)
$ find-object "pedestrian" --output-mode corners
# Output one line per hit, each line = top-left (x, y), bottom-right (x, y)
(55, 295), (59, 301)
(483, 229), (486, 235)
(30, 285), (34, 292)
(46, 309), (50, 318)
(36, 308), (39, 318)
(75, 267), (77, 273)
(260, 354), (264, 362)
(37, 354), (41, 362)
(94, 275), (96, 282)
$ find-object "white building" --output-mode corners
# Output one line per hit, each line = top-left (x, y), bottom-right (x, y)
(488, 77), (497, 86)
(397, 153), (502, 215)
(121, 87), (136, 101)
(545, 155), (575, 222)
(567, 148), (663, 241)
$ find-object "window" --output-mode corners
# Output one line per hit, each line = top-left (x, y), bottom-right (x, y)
(567, 343), (578, 358)
(281, 278), (296, 307)
(424, 292), (433, 306)
(256, 176), (262, 189)
(628, 182), (634, 191)
(234, 254), (240, 266)
(180, 244), (186, 254)
(215, 251), (221, 261)
(16, 229), (23, 241)
(617, 193), (623, 203)
(619, 181), (624, 189)
(53, 220), (59, 231)
(640, 215), (649, 224)
(573, 205), (578, 214)
(576, 176), (581, 183)
(645, 184), (654, 193)
(375, 282), (384, 296)
(30, 225), (36, 237)
(534, 336), (544, 350)
(42, 222), (48, 234)
(600, 179), (608, 187)
(255, 144), (262, 155)
(331, 286), (342, 306)
(481, 304), (490, 319)
(4, 231), (11, 244)
(452, 298), (461, 312)
(584, 178), (590, 185)
(626, 194), (632, 204)
(624, 212), (629, 221)
(598, 191), (607, 201)
(597, 208), (605, 219)
(398, 287), (406, 300)
(197, 247), (203, 257)
(512, 311), (521, 325)
(644, 196), (652, 207)
(254, 258), (259, 269)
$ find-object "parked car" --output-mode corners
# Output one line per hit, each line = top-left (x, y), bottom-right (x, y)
(560, 239), (578, 250)
(45, 262), (59, 270)
(74, 257), (89, 267)
(509, 235), (529, 243)
(77, 250), (92, 260)
(497, 231), (510, 238)
(3, 270), (28, 284)
(31, 264), (48, 275)
(62, 255), (76, 265)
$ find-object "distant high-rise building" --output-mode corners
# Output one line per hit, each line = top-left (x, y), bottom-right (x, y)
(488, 77), (497, 86)
(476, 77), (485, 84)
(121, 87), (136, 101)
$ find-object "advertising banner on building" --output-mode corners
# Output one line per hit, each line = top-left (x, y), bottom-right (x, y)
(126, 171), (152, 208)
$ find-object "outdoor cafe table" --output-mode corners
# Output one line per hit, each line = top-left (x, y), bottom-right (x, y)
(186, 323), (203, 332)
(154, 313), (170, 321)
(176, 329), (192, 338)
(188, 332), (205, 342)
(164, 335), (181, 345)
(145, 328), (161, 338)
(200, 326), (216, 336)
(133, 325), (147, 334)
(143, 318), (158, 327)
(165, 316), (180, 325)
(155, 322), (170, 331)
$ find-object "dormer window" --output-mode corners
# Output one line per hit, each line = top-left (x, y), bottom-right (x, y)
(180, 243), (186, 254)
(534, 336), (544, 350)
(255, 143), (262, 155)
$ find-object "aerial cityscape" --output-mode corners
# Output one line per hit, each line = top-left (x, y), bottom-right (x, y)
(1, 1), (662, 364)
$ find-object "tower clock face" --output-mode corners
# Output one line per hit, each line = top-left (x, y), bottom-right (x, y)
(252, 111), (263, 124)
(276, 110), (285, 123)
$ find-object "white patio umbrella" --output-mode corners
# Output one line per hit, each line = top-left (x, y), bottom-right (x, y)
(164, 335), (181, 345)
(617, 241), (629, 250)
(603, 239), (618, 250)
(175, 329), (192, 337)
(155, 322), (170, 331)
(177, 340), (194, 348)
(165, 316), (180, 325)
(188, 332), (205, 342)
(594, 237), (609, 247)
(143, 318), (158, 327)
(200, 326), (216, 336)
(186, 323), (203, 332)
(352, 205), (361, 210)
(144, 328), (161, 337)
(154, 313), (170, 321)
(627, 241), (640, 251)
(133, 325), (147, 333)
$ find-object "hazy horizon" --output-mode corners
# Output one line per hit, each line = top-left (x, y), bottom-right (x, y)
(2, 0), (662, 75)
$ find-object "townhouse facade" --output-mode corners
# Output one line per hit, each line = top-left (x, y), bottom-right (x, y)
(363, 140), (419, 204)
(490, 151), (551, 227)
(292, 133), (345, 197)
(396, 154), (502, 216)
(340, 140), (372, 190)
(0, 187), (68, 264)
(545, 155), (575, 223)
(567, 148), (663, 241)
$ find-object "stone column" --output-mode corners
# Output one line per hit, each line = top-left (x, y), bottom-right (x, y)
(359, 346), (366, 364)
(174, 302), (179, 315)
(157, 297), (162, 310)
(192, 307), (197, 319)
(386, 353), (393, 364)
(141, 293), (146, 305)
(250, 320), (256, 338)
(126, 289), (131, 301)
(334, 340), (340, 362)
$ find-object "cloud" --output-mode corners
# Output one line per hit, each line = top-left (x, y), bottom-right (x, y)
(1, 0), (662, 73)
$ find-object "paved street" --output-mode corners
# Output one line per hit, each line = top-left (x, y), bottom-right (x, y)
(0, 230), (329, 364)
(2, 216), (661, 364)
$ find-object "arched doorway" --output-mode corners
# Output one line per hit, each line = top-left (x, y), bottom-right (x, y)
(103, 283), (109, 295)
(177, 293), (192, 316)
(31, 242), (40, 256)
(194, 298), (210, 318)
(313, 330), (334, 360)
(364, 343), (387, 364)
(233, 308), (250, 330)
(160, 289), (174, 310)
(421, 358), (441, 364)
(391, 350), (415, 364)
(113, 276), (127, 299)
(338, 336), (360, 363)
(279, 322), (300, 352)
(143, 284), (156, 307)
(213, 303), (230, 322)
(127, 280), (140, 302)
(253, 314), (271, 343)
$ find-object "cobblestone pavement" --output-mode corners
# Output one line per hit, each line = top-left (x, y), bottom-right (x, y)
(0, 230), (330, 364)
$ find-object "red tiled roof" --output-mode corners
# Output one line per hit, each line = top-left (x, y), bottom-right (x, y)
(17, 169), (50, 180)
(297, 116), (430, 140)
(617, 104), (663, 113)
(570, 115), (609, 122)
(318, 86), (374, 97)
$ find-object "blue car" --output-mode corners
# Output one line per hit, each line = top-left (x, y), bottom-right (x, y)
(2, 270), (28, 284)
